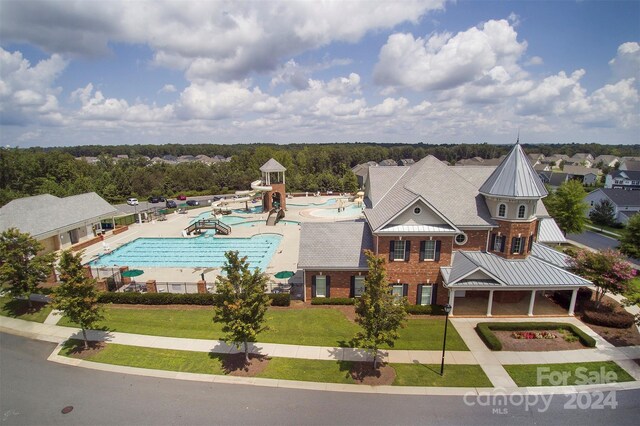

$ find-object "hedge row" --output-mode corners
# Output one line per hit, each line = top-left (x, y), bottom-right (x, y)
(405, 305), (445, 315)
(311, 297), (355, 305)
(475, 322), (597, 351)
(97, 292), (290, 307)
(582, 309), (635, 328)
(551, 288), (593, 310)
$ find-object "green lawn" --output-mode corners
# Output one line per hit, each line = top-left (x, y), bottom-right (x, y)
(392, 363), (492, 387)
(0, 296), (52, 323)
(625, 277), (640, 306)
(58, 306), (468, 350)
(59, 341), (487, 387)
(504, 362), (634, 387)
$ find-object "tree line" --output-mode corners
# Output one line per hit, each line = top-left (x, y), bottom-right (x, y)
(2, 142), (639, 207)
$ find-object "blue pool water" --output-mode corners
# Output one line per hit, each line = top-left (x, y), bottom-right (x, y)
(233, 206), (263, 214)
(235, 219), (300, 227)
(310, 204), (363, 218)
(288, 198), (337, 207)
(88, 234), (282, 270)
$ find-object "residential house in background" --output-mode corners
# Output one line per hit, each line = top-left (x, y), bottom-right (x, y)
(399, 158), (415, 166)
(527, 153), (545, 167)
(537, 171), (569, 187)
(540, 154), (570, 167)
(298, 143), (589, 316)
(593, 155), (619, 168)
(567, 153), (594, 168)
(585, 189), (640, 224)
(351, 161), (378, 188)
(605, 170), (640, 191)
(562, 165), (600, 186)
(378, 159), (398, 167)
(620, 160), (640, 172)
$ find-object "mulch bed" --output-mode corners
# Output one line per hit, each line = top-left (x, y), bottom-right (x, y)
(348, 362), (396, 386)
(222, 353), (270, 377)
(493, 330), (588, 351)
(65, 341), (107, 359)
(582, 323), (640, 347)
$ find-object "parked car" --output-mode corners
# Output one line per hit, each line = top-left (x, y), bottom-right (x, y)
(177, 194), (187, 200)
(148, 196), (160, 203)
(212, 196), (223, 202)
(126, 197), (139, 206)
(159, 196), (166, 202)
(165, 200), (177, 208)
(186, 200), (199, 206)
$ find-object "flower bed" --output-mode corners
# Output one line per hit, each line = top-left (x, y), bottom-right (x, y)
(512, 331), (557, 340)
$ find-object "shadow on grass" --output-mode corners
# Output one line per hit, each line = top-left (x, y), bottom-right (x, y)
(1, 298), (48, 318)
(413, 359), (441, 375)
(61, 338), (106, 358)
(207, 351), (269, 375)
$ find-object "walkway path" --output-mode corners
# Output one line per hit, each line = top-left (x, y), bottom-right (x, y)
(2, 315), (639, 386)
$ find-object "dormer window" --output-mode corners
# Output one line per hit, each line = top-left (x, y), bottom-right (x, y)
(517, 205), (526, 219)
(497, 203), (507, 218)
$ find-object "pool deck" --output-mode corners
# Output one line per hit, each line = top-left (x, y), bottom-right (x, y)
(82, 196), (363, 285)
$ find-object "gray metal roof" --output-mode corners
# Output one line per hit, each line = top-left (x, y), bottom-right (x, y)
(364, 156), (495, 231)
(377, 223), (457, 234)
(0, 192), (119, 239)
(479, 143), (548, 198)
(443, 251), (590, 288)
(259, 158), (286, 172)
(529, 242), (571, 268)
(298, 221), (373, 270)
(537, 217), (566, 243)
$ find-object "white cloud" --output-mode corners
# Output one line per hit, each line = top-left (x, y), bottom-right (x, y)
(1, 0), (446, 83)
(159, 84), (177, 94)
(609, 41), (640, 82)
(0, 48), (67, 125)
(526, 56), (543, 66)
(373, 19), (527, 91)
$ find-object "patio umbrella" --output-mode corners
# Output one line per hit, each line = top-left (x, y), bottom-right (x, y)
(121, 269), (144, 278)
(274, 271), (295, 279)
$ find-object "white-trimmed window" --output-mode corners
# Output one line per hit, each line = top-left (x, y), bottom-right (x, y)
(423, 240), (436, 260)
(512, 237), (523, 254)
(392, 240), (406, 261)
(497, 203), (507, 218)
(419, 285), (432, 306)
(493, 235), (504, 252)
(455, 233), (467, 245)
(315, 275), (327, 297)
(391, 284), (404, 300)
(517, 205), (526, 219)
(354, 276), (365, 297)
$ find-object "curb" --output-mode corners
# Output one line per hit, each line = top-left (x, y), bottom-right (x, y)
(46, 342), (640, 396)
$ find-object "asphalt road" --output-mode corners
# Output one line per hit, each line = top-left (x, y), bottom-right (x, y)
(1, 333), (639, 426)
(567, 230), (621, 251)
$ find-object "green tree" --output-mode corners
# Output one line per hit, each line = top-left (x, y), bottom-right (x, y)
(0, 228), (56, 307)
(545, 180), (588, 235)
(213, 251), (270, 363)
(589, 199), (616, 227)
(619, 214), (640, 259)
(51, 250), (103, 349)
(569, 249), (636, 309)
(353, 250), (407, 369)
(341, 170), (359, 192)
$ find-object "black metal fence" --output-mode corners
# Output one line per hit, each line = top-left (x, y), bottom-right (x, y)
(91, 266), (124, 292)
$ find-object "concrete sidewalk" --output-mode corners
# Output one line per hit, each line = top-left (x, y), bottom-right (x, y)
(2, 314), (639, 387)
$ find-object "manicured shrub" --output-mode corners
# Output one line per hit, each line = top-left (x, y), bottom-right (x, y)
(268, 293), (290, 306)
(311, 297), (354, 305)
(98, 292), (288, 307)
(475, 322), (596, 351)
(582, 309), (635, 329)
(405, 304), (445, 315)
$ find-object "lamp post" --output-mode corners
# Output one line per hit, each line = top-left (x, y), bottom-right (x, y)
(440, 303), (452, 376)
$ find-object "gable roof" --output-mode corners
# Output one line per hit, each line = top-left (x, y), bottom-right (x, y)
(297, 222), (373, 269)
(0, 192), (118, 239)
(364, 156), (495, 231)
(609, 170), (640, 181)
(259, 158), (286, 172)
(621, 160), (640, 171)
(589, 188), (640, 207)
(562, 165), (599, 176)
(443, 250), (590, 288)
(479, 143), (548, 198)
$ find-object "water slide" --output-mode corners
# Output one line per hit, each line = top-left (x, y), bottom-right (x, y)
(233, 180), (273, 205)
(266, 208), (285, 226)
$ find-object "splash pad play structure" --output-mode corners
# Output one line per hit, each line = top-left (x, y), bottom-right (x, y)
(206, 158), (287, 228)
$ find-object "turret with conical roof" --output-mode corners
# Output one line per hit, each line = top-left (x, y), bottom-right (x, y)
(481, 142), (547, 260)
(260, 158), (287, 211)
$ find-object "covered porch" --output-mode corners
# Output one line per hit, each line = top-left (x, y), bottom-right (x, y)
(446, 289), (576, 317)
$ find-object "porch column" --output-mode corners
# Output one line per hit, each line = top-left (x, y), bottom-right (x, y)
(568, 289), (578, 316)
(486, 290), (494, 317)
(528, 290), (536, 316)
(448, 290), (456, 316)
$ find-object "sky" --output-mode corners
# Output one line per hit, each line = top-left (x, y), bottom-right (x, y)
(0, 0), (639, 148)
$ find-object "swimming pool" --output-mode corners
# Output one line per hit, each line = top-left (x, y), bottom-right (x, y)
(235, 219), (301, 227)
(233, 206), (263, 214)
(288, 197), (338, 207)
(309, 204), (363, 218)
(88, 234), (282, 270)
